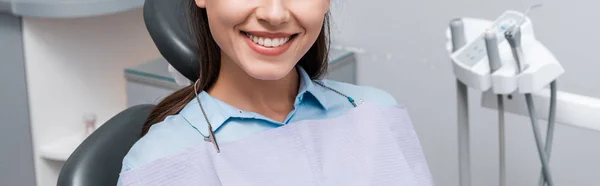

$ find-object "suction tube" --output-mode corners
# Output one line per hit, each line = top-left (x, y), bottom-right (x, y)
(450, 18), (470, 186)
(484, 30), (506, 186)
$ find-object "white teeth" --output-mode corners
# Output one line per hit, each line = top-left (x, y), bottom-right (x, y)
(258, 37), (264, 45)
(245, 33), (292, 48)
(264, 38), (272, 47)
(274, 38), (282, 47)
(280, 38), (286, 45)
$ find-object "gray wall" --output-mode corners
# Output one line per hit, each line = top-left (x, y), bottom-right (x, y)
(0, 13), (37, 186)
(331, 0), (600, 186)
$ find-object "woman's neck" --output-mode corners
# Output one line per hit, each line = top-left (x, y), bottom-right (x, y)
(207, 56), (299, 122)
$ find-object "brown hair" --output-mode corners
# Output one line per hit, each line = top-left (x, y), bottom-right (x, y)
(141, 1), (331, 136)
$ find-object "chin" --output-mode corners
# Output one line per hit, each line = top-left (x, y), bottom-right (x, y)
(239, 62), (297, 81)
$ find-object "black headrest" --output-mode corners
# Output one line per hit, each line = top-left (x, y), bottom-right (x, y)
(143, 0), (200, 82)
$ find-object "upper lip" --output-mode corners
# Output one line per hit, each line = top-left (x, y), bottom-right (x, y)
(243, 31), (295, 38)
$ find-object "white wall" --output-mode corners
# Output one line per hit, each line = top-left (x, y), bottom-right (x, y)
(22, 8), (160, 186)
(331, 0), (600, 185)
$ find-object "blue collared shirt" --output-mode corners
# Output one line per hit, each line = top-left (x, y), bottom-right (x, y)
(117, 67), (397, 185)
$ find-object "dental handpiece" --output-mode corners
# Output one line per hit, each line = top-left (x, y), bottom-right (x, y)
(505, 25), (526, 73)
(505, 3), (543, 73)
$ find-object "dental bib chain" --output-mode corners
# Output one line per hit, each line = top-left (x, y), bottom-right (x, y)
(193, 79), (361, 153)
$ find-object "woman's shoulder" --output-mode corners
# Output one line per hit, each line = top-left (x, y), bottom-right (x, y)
(121, 114), (203, 172)
(318, 79), (398, 107)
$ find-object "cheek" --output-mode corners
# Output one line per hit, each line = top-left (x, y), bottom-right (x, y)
(289, 1), (328, 34)
(205, 1), (254, 51)
(288, 0), (329, 14)
(206, 1), (252, 28)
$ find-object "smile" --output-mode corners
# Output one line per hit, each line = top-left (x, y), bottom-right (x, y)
(241, 31), (298, 56)
(245, 33), (291, 47)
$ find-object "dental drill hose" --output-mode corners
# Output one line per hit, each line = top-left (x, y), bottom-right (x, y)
(506, 25), (554, 186)
(484, 31), (506, 186)
(538, 81), (557, 186)
(525, 94), (554, 186)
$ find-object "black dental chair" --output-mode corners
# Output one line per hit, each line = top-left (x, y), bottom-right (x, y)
(57, 0), (199, 185)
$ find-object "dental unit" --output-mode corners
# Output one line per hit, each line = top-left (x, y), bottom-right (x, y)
(446, 4), (600, 186)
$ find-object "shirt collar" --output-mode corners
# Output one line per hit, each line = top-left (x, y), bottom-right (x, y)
(179, 66), (329, 133)
(179, 91), (238, 136)
(296, 66), (328, 110)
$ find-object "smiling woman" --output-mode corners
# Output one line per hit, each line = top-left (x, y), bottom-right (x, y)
(116, 0), (432, 185)
(140, 0), (332, 130)
(198, 0), (330, 81)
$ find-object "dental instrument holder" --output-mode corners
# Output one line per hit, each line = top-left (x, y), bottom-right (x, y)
(448, 10), (565, 186)
(450, 10), (564, 95)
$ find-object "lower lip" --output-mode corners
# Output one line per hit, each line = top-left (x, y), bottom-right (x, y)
(243, 34), (294, 56)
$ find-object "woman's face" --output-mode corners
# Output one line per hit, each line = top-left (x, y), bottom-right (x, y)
(196, 0), (330, 80)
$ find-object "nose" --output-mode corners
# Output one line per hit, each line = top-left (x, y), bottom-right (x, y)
(255, 0), (291, 26)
